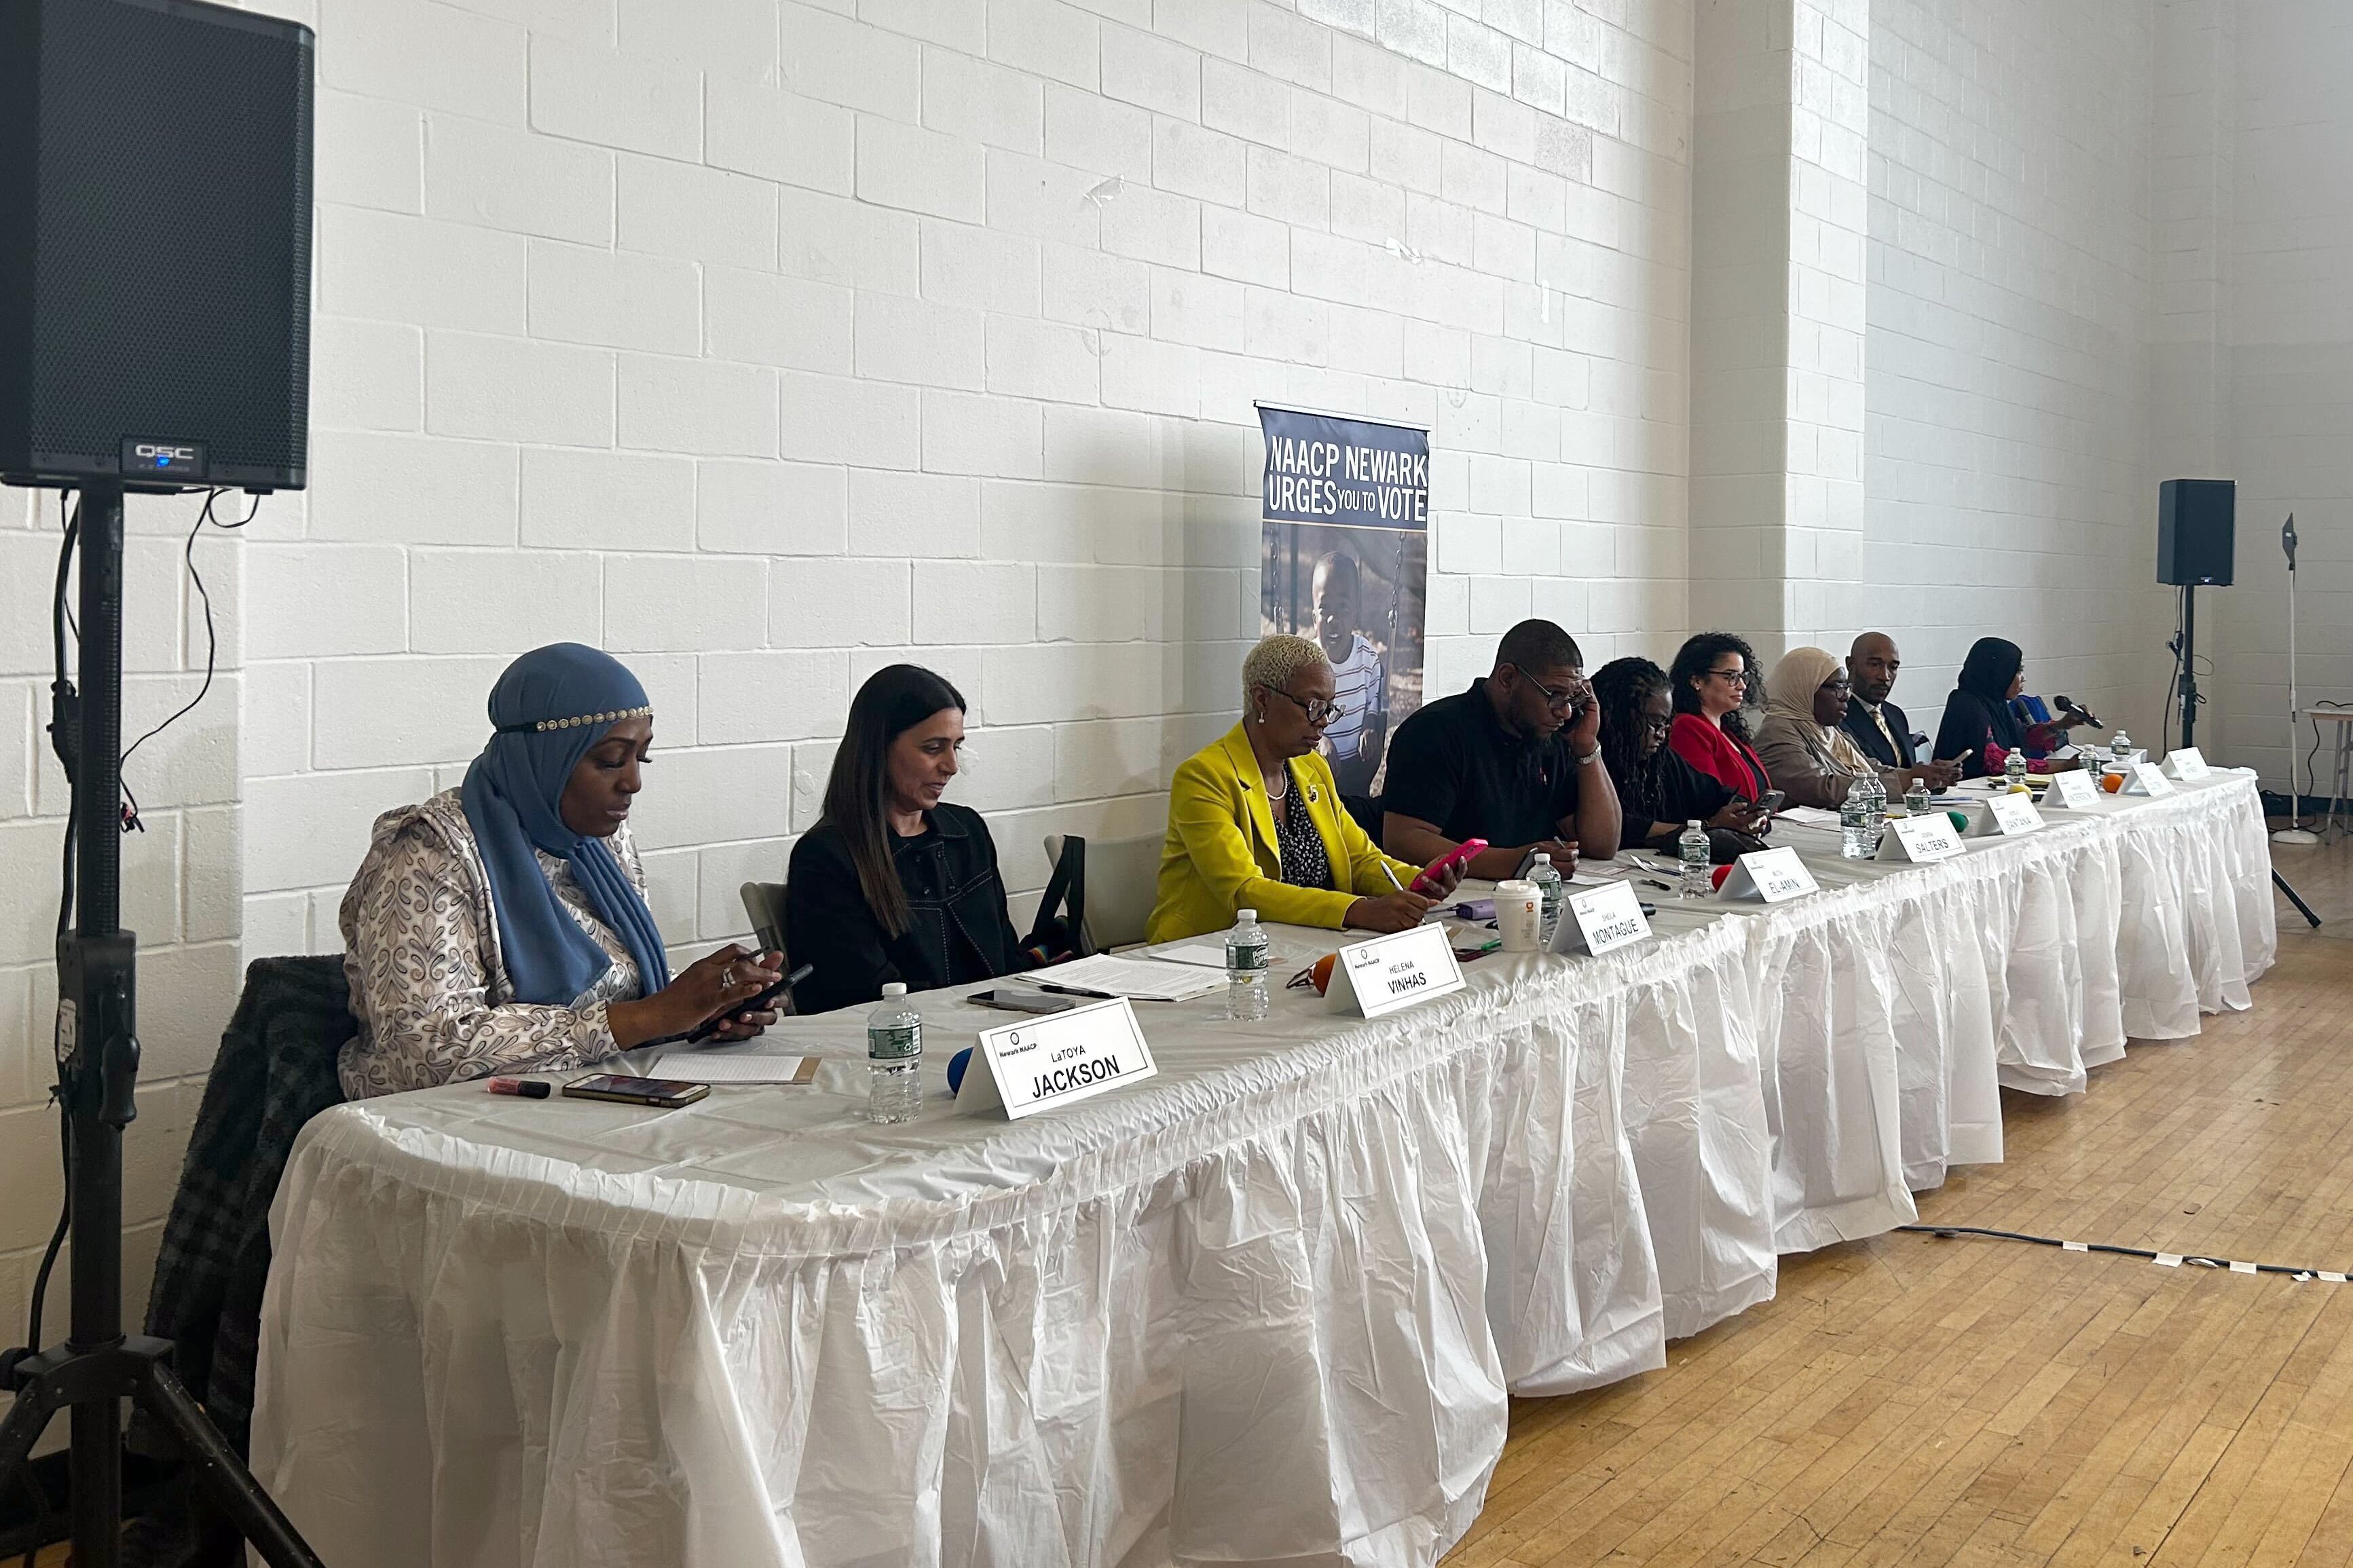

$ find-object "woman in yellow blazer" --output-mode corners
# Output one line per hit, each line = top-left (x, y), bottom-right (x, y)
(1147, 635), (1461, 943)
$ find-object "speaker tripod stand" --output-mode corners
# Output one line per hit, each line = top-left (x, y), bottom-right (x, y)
(2176, 582), (2321, 930)
(0, 483), (321, 1568)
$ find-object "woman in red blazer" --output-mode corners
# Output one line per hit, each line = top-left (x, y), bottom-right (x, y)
(1666, 632), (1771, 801)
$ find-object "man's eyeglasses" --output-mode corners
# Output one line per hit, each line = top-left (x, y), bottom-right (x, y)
(1519, 672), (1590, 712)
(1260, 685), (1346, 726)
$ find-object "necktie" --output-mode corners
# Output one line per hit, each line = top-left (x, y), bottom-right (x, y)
(1864, 701), (1897, 758)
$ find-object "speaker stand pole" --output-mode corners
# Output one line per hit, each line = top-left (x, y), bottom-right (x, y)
(0, 483), (324, 1567)
(2179, 583), (2199, 753)
(2274, 547), (2320, 844)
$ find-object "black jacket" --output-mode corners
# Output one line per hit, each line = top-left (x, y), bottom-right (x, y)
(786, 802), (1028, 1015)
(145, 954), (351, 1457)
(1932, 690), (2022, 780)
(1841, 696), (1917, 769)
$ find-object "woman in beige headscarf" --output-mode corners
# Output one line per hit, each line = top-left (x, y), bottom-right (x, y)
(1754, 646), (1906, 809)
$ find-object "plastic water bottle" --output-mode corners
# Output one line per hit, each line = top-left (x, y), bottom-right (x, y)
(1904, 777), (1931, 818)
(1861, 770), (1887, 837)
(1840, 774), (1876, 857)
(2109, 729), (2132, 768)
(1224, 908), (1271, 1021)
(1678, 820), (1711, 897)
(866, 982), (923, 1123)
(2004, 748), (2029, 792)
(1527, 852), (1564, 946)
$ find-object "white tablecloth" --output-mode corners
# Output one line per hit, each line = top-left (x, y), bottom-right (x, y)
(252, 775), (2274, 1568)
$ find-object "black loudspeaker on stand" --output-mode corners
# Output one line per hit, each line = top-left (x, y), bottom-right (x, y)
(1, 0), (325, 1560)
(2157, 479), (2320, 928)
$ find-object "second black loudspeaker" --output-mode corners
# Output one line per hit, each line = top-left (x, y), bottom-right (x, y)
(2157, 479), (2234, 585)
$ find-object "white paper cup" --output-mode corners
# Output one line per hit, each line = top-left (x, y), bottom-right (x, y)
(1496, 879), (1542, 952)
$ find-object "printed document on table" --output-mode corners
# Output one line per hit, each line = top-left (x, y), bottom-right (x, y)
(653, 1052), (822, 1084)
(1145, 941), (1232, 969)
(1037, 953), (1226, 1001)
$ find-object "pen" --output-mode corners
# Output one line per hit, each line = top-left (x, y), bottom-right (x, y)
(1037, 982), (1117, 1000)
(1379, 860), (1407, 893)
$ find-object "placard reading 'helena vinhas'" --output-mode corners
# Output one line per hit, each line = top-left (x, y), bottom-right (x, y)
(1257, 405), (1430, 524)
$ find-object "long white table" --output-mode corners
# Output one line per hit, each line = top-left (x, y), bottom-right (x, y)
(252, 774), (2275, 1568)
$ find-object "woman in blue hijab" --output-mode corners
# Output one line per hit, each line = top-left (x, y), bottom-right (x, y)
(337, 643), (781, 1098)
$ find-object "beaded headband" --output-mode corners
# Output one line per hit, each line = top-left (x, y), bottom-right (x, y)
(494, 705), (652, 735)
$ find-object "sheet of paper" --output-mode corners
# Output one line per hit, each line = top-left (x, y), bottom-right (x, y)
(1145, 942), (1231, 969)
(1775, 806), (1840, 829)
(654, 1052), (821, 1084)
(1037, 952), (1227, 1001)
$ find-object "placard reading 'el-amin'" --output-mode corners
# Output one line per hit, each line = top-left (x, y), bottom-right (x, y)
(1257, 406), (1430, 526)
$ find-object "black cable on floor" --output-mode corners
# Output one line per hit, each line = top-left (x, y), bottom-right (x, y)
(1899, 1223), (2350, 1282)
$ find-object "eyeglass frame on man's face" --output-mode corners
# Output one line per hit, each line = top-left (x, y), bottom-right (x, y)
(1259, 684), (1346, 726)
(1514, 668), (1589, 713)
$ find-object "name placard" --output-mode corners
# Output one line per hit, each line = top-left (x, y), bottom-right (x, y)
(1719, 846), (1819, 903)
(2163, 747), (2211, 781)
(1971, 791), (2045, 838)
(1327, 924), (1466, 1019)
(1549, 878), (1653, 957)
(2125, 760), (2176, 798)
(959, 996), (1157, 1120)
(1877, 810), (1966, 863)
(2049, 769), (2103, 810)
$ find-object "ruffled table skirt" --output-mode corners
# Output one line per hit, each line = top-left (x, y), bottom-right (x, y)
(253, 776), (2274, 1568)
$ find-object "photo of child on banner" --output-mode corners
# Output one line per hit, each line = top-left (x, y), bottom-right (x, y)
(1256, 405), (1431, 799)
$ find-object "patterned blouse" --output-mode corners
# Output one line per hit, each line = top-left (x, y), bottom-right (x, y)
(1271, 766), (1335, 892)
(337, 787), (647, 1100)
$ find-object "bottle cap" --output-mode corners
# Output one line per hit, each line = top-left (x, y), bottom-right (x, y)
(882, 982), (907, 998)
(1530, 852), (1549, 866)
(1237, 908), (1257, 922)
(1687, 819), (1703, 829)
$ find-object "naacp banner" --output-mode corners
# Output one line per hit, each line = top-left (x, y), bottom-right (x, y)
(1258, 405), (1430, 525)
(1256, 405), (1430, 798)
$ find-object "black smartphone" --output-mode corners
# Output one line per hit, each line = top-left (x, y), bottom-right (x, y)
(682, 962), (814, 1043)
(969, 988), (1081, 1015)
(562, 1073), (709, 1108)
(1755, 789), (1787, 813)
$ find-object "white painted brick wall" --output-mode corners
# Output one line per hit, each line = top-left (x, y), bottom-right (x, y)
(33, 0), (2283, 1378)
(1864, 0), (2170, 747)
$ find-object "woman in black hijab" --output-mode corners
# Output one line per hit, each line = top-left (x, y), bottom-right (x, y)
(1933, 637), (2026, 779)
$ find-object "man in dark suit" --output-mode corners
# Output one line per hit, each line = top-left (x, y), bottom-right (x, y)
(1844, 631), (1960, 788)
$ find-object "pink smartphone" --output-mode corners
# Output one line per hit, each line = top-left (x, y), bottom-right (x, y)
(1412, 838), (1488, 894)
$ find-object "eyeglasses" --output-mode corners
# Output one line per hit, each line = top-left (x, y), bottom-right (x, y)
(1636, 711), (1672, 734)
(1705, 667), (1750, 686)
(1521, 673), (1589, 712)
(1259, 685), (1346, 726)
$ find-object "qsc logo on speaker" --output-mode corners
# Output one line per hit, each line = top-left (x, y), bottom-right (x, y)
(118, 438), (206, 477)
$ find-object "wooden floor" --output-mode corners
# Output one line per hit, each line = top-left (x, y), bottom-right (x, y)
(1448, 833), (2353, 1567)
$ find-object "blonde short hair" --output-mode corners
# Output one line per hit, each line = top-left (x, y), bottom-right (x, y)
(1242, 633), (1331, 705)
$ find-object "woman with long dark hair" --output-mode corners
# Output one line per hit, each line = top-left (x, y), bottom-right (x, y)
(786, 665), (1032, 1014)
(1665, 631), (1772, 802)
(1593, 656), (1770, 858)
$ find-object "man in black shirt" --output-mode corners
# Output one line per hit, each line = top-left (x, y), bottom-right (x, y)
(1380, 619), (1622, 880)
